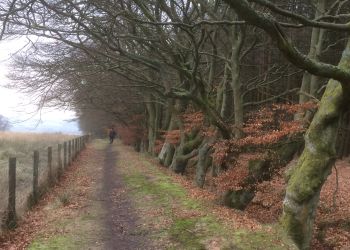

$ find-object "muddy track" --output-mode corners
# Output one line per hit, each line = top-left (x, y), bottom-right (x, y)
(101, 145), (150, 249)
(0, 141), (152, 250)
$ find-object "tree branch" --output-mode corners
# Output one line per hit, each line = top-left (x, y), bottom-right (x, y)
(223, 0), (350, 92)
(248, 0), (350, 31)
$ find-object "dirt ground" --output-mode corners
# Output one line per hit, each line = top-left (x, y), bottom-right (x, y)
(0, 140), (151, 249)
(0, 140), (298, 250)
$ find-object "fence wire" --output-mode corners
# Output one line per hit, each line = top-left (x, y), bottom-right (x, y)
(0, 136), (87, 230)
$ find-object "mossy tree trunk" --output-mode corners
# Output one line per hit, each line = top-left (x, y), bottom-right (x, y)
(170, 129), (202, 174)
(195, 141), (213, 188)
(281, 38), (350, 250)
(158, 100), (184, 166)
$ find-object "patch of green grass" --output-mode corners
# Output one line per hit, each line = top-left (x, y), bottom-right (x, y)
(234, 230), (279, 250)
(182, 199), (201, 209)
(28, 235), (79, 250)
(169, 218), (206, 249)
(230, 225), (298, 250)
(117, 144), (298, 249)
(124, 173), (186, 204)
(93, 139), (108, 150)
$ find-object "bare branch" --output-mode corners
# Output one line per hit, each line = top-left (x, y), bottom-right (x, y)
(223, 0), (350, 91)
(248, 0), (350, 31)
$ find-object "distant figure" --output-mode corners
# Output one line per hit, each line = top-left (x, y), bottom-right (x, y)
(109, 127), (116, 144)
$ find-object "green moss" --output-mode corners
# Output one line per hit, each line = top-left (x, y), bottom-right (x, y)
(280, 212), (304, 248)
(286, 150), (331, 202)
(281, 74), (344, 249)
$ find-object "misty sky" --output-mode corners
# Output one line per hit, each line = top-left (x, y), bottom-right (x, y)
(0, 38), (80, 134)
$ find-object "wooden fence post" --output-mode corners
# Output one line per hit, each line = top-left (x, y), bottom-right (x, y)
(48, 146), (53, 183)
(68, 140), (71, 165)
(6, 157), (17, 229)
(77, 137), (80, 153)
(58, 144), (63, 176)
(73, 139), (76, 159)
(75, 138), (78, 157)
(33, 150), (39, 204)
(72, 139), (75, 160)
(64, 142), (67, 168)
(82, 136), (85, 149)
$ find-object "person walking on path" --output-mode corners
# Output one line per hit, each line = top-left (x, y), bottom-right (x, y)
(109, 127), (116, 144)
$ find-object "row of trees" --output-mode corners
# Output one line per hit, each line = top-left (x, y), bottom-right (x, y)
(1, 0), (350, 248)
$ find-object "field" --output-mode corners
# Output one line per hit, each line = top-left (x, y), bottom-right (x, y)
(0, 132), (76, 224)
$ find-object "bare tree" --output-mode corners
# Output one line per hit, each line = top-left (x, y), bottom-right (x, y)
(222, 0), (350, 248)
(4, 2), (350, 248)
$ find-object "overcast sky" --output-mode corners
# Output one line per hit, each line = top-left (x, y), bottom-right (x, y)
(0, 38), (80, 134)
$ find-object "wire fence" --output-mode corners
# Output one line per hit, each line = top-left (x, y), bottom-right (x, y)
(0, 135), (90, 230)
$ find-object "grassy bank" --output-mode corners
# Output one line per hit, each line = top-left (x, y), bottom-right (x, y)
(115, 141), (297, 249)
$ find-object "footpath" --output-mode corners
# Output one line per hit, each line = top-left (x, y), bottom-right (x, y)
(0, 140), (296, 250)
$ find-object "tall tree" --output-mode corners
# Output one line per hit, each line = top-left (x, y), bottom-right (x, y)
(222, 0), (350, 248)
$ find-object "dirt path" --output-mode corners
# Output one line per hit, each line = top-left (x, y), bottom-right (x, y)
(0, 140), (296, 250)
(101, 145), (150, 249)
(0, 140), (151, 250)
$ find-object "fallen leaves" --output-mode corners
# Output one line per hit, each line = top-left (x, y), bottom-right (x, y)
(0, 147), (94, 249)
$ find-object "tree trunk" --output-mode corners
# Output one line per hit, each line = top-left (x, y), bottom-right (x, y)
(196, 96), (232, 139)
(158, 100), (180, 166)
(195, 141), (212, 188)
(170, 130), (202, 174)
(162, 98), (174, 131)
(216, 79), (224, 113)
(281, 38), (350, 250)
(299, 72), (311, 105)
(230, 22), (245, 138)
(164, 143), (175, 167)
(221, 65), (233, 120)
(158, 141), (170, 164)
(146, 99), (156, 155)
(296, 0), (326, 120)
(170, 147), (198, 174)
(309, 0), (326, 98)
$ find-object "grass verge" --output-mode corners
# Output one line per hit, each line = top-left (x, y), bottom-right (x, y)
(115, 142), (297, 250)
